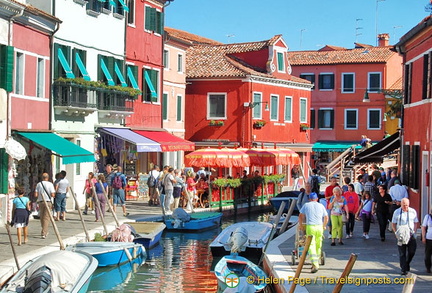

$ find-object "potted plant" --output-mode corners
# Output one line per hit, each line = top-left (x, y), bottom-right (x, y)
(253, 120), (267, 128)
(300, 123), (310, 131)
(209, 120), (224, 126)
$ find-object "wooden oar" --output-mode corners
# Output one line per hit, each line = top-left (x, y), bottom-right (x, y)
(5, 223), (20, 270)
(40, 194), (64, 250)
(91, 183), (109, 236)
(98, 180), (120, 227)
(68, 186), (90, 242)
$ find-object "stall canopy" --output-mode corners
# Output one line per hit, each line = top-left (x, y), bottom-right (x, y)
(312, 141), (362, 152)
(353, 132), (400, 164)
(99, 128), (161, 152)
(134, 130), (195, 152)
(16, 132), (95, 164)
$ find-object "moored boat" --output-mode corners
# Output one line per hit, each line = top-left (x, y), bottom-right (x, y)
(269, 191), (301, 212)
(214, 254), (268, 292)
(0, 250), (98, 293)
(67, 242), (146, 267)
(125, 222), (166, 249)
(210, 222), (274, 259)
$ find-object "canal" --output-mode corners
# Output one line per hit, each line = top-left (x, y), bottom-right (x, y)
(87, 212), (272, 292)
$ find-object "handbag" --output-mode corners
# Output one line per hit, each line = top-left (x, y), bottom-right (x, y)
(17, 197), (32, 216)
(342, 211), (348, 223)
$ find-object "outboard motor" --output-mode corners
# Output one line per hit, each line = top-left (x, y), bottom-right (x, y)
(228, 227), (248, 253)
(24, 265), (52, 293)
(172, 208), (191, 228)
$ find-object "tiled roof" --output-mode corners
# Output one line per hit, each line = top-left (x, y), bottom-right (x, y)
(388, 77), (402, 90)
(318, 45), (346, 51)
(288, 46), (396, 65)
(164, 27), (222, 45)
(354, 42), (374, 48)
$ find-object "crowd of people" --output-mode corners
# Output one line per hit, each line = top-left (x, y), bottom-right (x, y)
(298, 164), (432, 276)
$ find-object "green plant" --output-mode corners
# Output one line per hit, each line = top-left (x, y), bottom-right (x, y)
(55, 77), (142, 98)
(263, 174), (285, 184)
(253, 120), (267, 127)
(213, 178), (242, 188)
(300, 123), (309, 129)
(209, 120), (224, 126)
(94, 232), (106, 242)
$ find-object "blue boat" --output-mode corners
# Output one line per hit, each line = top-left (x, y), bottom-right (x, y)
(87, 255), (144, 291)
(0, 250), (98, 293)
(125, 222), (166, 249)
(269, 190), (301, 212)
(164, 210), (223, 231)
(67, 242), (146, 267)
(214, 254), (268, 292)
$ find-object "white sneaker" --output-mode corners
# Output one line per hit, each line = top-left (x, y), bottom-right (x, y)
(346, 235), (351, 239)
(362, 234), (366, 238)
(328, 234), (332, 239)
(365, 234), (369, 239)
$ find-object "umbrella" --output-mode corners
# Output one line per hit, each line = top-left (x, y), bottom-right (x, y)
(184, 148), (250, 168)
(267, 148), (301, 165)
(236, 148), (263, 166)
(4, 137), (27, 161)
(236, 148), (300, 166)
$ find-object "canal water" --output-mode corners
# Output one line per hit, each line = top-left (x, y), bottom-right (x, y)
(87, 212), (272, 292)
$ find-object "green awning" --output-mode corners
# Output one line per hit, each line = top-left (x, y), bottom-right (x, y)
(16, 132), (95, 164)
(57, 48), (75, 79)
(118, 0), (129, 12)
(100, 58), (115, 86)
(312, 141), (362, 152)
(75, 52), (91, 81)
(127, 66), (140, 90)
(114, 62), (127, 87)
(144, 70), (157, 98)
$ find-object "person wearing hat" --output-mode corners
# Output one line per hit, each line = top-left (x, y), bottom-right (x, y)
(299, 192), (328, 273)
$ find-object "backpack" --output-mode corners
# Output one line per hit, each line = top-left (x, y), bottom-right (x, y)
(147, 173), (156, 188)
(311, 175), (320, 194)
(112, 174), (123, 189)
(364, 182), (378, 200)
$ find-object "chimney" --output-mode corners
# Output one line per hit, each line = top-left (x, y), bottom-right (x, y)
(377, 33), (390, 47)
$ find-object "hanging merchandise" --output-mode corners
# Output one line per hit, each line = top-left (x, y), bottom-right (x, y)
(4, 137), (27, 161)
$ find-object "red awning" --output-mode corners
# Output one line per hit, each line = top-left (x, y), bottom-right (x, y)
(133, 130), (195, 152)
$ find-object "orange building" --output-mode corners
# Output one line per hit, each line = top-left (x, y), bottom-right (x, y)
(288, 35), (402, 166)
(394, 16), (432, 218)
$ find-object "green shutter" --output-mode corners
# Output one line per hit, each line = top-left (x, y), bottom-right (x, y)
(145, 6), (151, 30)
(300, 99), (306, 122)
(107, 56), (115, 79)
(0, 45), (14, 92)
(156, 11), (164, 34)
(285, 97), (292, 121)
(149, 8), (156, 31)
(252, 93), (261, 119)
(0, 149), (8, 194)
(97, 55), (103, 82)
(162, 93), (168, 120)
(151, 69), (158, 102)
(176, 95), (181, 121)
(277, 52), (284, 71)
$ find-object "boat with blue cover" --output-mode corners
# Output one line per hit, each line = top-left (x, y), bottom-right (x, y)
(125, 222), (166, 249)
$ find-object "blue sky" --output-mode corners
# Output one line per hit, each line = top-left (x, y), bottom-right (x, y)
(165, 0), (430, 51)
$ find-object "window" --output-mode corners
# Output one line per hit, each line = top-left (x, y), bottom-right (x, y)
(97, 55), (115, 86)
(342, 73), (355, 93)
(284, 96), (292, 122)
(127, 0), (135, 25)
(270, 95), (279, 121)
(163, 49), (169, 69)
(208, 93), (226, 119)
(162, 93), (168, 120)
(404, 63), (412, 104)
(252, 92), (262, 119)
(113, 0), (128, 16)
(310, 109), (315, 129)
(145, 6), (164, 34)
(344, 109), (358, 129)
(126, 64), (139, 89)
(422, 52), (431, 100)
(86, 0), (101, 14)
(15, 52), (24, 95)
(0, 45), (14, 92)
(54, 43), (74, 79)
(176, 95), (182, 121)
(368, 109), (381, 129)
(277, 52), (284, 72)
(299, 98), (307, 123)
(318, 73), (334, 90)
(318, 109), (334, 129)
(143, 68), (159, 102)
(36, 58), (44, 98)
(368, 72), (381, 92)
(72, 48), (90, 81)
(177, 54), (183, 73)
(300, 73), (315, 90)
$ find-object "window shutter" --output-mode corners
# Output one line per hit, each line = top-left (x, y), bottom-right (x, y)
(401, 145), (410, 186)
(318, 75), (323, 89)
(329, 74), (334, 89)
(0, 148), (8, 194)
(72, 48), (78, 78)
(176, 95), (181, 121)
(404, 64), (412, 104)
(318, 110), (324, 128)
(151, 70), (158, 102)
(329, 110), (334, 128)
(310, 109), (315, 128)
(411, 145), (420, 189)
(423, 54), (430, 100)
(156, 11), (164, 35)
(162, 93), (168, 120)
(149, 8), (156, 31)
(53, 43), (60, 79)
(142, 68), (147, 102)
(0, 45), (14, 92)
(145, 6), (151, 30)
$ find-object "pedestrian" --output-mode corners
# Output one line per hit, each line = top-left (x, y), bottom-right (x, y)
(353, 175), (364, 196)
(359, 168), (369, 184)
(374, 185), (392, 241)
(112, 166), (129, 217)
(389, 179), (408, 221)
(356, 191), (373, 239)
(324, 177), (339, 239)
(173, 169), (184, 209)
(383, 131), (391, 139)
(328, 187), (349, 246)
(308, 168), (321, 195)
(371, 164), (382, 185)
(391, 198), (419, 275)
(54, 170), (69, 221)
(104, 164), (115, 208)
(185, 171), (198, 211)
(387, 169), (399, 190)
(344, 184), (359, 239)
(296, 184), (310, 212)
(12, 187), (30, 246)
(163, 167), (176, 213)
(34, 173), (55, 239)
(82, 172), (97, 215)
(291, 165), (300, 190)
(299, 192), (328, 273)
(148, 165), (161, 206)
(359, 135), (368, 148)
(94, 174), (108, 222)
(341, 177), (351, 193)
(421, 209), (432, 273)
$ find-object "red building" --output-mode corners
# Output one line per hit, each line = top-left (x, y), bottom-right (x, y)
(288, 35), (402, 167)
(172, 31), (313, 176)
(394, 16), (432, 218)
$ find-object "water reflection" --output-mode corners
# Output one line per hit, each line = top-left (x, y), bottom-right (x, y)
(87, 212), (270, 292)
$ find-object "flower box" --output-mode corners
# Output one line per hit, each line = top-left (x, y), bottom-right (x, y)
(253, 120), (267, 128)
(209, 120), (224, 126)
(300, 123), (309, 131)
